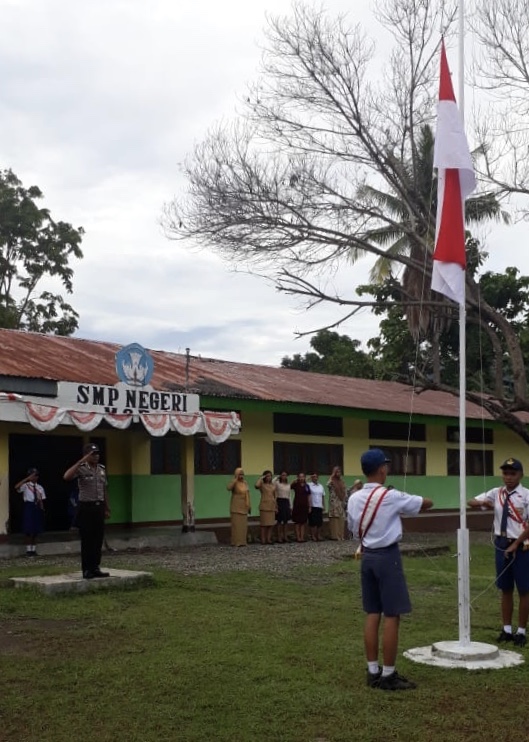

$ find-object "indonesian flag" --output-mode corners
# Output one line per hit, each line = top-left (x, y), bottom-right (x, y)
(431, 41), (476, 305)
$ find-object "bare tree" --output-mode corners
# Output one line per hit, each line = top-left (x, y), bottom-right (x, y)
(164, 1), (529, 429)
(472, 0), (529, 204)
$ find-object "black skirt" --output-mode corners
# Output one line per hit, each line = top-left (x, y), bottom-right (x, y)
(308, 507), (323, 528)
(276, 498), (291, 524)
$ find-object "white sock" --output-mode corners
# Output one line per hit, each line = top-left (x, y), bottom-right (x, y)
(367, 661), (379, 674)
(503, 625), (513, 634)
(382, 665), (395, 677)
(516, 628), (526, 635)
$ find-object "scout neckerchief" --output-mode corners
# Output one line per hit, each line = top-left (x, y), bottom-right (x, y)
(498, 487), (525, 529)
(31, 483), (42, 507)
(498, 487), (529, 548)
(354, 485), (390, 559)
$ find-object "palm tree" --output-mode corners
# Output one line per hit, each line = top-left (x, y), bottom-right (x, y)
(348, 125), (508, 383)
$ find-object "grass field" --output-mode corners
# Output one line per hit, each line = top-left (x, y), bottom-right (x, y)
(0, 544), (526, 742)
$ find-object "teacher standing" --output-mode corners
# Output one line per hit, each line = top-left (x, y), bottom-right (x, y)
(227, 467), (251, 547)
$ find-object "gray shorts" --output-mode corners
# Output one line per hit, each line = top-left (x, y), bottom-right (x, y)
(360, 543), (412, 616)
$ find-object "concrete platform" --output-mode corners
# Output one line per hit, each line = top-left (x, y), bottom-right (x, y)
(404, 640), (524, 670)
(0, 527), (217, 558)
(10, 568), (154, 595)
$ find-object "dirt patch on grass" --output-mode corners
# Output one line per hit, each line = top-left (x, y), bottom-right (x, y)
(0, 617), (93, 658)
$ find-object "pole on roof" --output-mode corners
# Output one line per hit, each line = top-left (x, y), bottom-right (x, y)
(185, 348), (190, 392)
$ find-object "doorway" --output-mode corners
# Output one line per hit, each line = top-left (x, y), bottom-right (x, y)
(9, 434), (84, 533)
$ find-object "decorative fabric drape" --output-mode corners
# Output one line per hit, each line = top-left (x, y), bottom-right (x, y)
(0, 394), (240, 444)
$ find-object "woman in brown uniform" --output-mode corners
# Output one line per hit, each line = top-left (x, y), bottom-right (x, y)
(255, 470), (277, 545)
(327, 466), (346, 540)
(227, 467), (251, 546)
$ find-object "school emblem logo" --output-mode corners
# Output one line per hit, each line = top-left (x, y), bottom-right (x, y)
(115, 343), (154, 387)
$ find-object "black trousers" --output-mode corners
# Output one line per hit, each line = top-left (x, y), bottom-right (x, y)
(77, 502), (105, 574)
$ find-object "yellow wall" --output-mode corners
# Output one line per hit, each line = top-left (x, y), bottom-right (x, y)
(240, 411), (270, 472)
(343, 417), (368, 474)
(491, 425), (527, 469)
(426, 423), (446, 475)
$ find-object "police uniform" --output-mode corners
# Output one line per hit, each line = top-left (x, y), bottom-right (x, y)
(76, 461), (108, 577)
(348, 482), (423, 615)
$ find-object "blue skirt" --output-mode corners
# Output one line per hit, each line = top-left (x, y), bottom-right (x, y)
(22, 502), (44, 535)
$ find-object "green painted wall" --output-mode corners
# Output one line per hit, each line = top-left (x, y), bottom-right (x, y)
(131, 475), (182, 522)
(106, 475), (131, 524)
(106, 472), (503, 524)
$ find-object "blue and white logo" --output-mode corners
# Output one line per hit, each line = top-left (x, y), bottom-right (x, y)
(115, 343), (154, 387)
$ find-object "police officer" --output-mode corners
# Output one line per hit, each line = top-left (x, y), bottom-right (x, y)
(468, 457), (529, 647)
(347, 448), (433, 691)
(64, 443), (111, 579)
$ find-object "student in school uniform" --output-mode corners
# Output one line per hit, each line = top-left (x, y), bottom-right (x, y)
(468, 457), (529, 647)
(348, 448), (433, 691)
(15, 468), (46, 556)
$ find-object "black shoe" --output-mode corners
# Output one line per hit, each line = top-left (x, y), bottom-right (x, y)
(513, 633), (527, 647)
(83, 571), (95, 580)
(92, 569), (110, 578)
(378, 671), (417, 691)
(366, 668), (381, 688)
(497, 629), (514, 643)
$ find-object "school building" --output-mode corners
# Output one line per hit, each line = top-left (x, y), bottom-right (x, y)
(0, 327), (526, 539)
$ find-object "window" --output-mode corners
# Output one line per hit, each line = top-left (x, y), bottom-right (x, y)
(195, 439), (241, 475)
(273, 442), (343, 475)
(447, 449), (493, 476)
(273, 413), (343, 437)
(375, 446), (426, 475)
(446, 426), (493, 444)
(151, 436), (181, 475)
(369, 421), (426, 441)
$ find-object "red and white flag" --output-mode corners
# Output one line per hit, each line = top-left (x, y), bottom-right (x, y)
(431, 41), (476, 305)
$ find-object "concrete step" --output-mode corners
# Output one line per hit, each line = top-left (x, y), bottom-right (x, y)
(0, 527), (217, 558)
(10, 568), (154, 595)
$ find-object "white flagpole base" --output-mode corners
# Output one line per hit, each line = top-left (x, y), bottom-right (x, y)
(404, 641), (523, 670)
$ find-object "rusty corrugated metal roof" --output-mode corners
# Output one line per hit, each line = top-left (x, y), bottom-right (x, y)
(0, 328), (514, 421)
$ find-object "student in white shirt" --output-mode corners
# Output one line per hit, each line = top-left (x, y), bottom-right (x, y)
(348, 449), (433, 691)
(307, 473), (325, 542)
(15, 467), (46, 556)
(468, 457), (529, 647)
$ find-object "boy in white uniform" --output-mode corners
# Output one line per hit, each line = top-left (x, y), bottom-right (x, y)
(348, 448), (433, 690)
(468, 457), (529, 647)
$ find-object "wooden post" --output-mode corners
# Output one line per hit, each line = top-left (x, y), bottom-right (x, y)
(180, 436), (195, 532)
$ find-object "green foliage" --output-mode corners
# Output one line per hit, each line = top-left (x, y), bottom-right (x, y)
(286, 263), (529, 393)
(0, 168), (84, 335)
(281, 329), (376, 378)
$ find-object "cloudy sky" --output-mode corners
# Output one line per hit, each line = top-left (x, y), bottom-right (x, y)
(0, 0), (524, 366)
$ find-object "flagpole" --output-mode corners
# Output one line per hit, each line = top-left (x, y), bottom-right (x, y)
(457, 0), (471, 646)
(406, 5), (522, 669)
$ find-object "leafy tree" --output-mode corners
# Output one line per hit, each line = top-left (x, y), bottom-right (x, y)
(165, 0), (529, 443)
(0, 169), (84, 335)
(281, 329), (375, 378)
